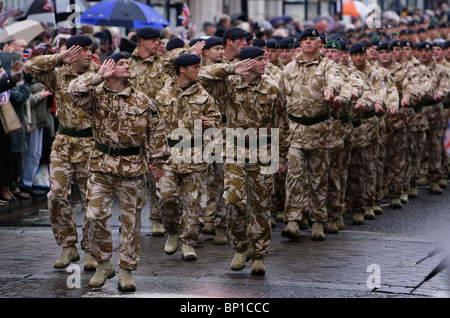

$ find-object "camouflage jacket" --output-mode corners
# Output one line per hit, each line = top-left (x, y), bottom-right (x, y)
(199, 62), (289, 164)
(128, 47), (170, 103)
(280, 51), (344, 150)
(163, 47), (189, 77)
(67, 73), (170, 177)
(25, 53), (98, 163)
(154, 77), (221, 174)
(424, 59), (449, 127)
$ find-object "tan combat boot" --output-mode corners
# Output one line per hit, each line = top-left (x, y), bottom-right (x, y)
(438, 179), (447, 188)
(417, 177), (428, 186)
(390, 198), (402, 209)
(281, 221), (300, 240)
(54, 245), (80, 269)
(311, 222), (325, 241)
(118, 269), (136, 292)
(275, 211), (285, 222)
(429, 182), (443, 194)
(213, 227), (228, 245)
(164, 234), (179, 255)
(336, 214), (345, 230)
(400, 192), (409, 204)
(230, 251), (249, 271)
(363, 208), (375, 220)
(84, 251), (98, 271)
(202, 222), (215, 235)
(324, 221), (338, 234)
(181, 243), (197, 261)
(88, 260), (115, 288)
(152, 222), (165, 237)
(352, 213), (364, 225)
(372, 205), (383, 215)
(408, 186), (418, 198)
(251, 258), (265, 276)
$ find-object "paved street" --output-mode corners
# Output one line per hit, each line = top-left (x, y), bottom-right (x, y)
(0, 183), (449, 302)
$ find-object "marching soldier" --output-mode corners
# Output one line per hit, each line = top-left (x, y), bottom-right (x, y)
(67, 52), (169, 292)
(154, 54), (221, 261)
(127, 27), (170, 237)
(281, 28), (344, 241)
(25, 35), (98, 271)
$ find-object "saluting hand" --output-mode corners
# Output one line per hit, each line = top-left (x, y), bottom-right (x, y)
(234, 59), (256, 75)
(99, 59), (116, 79)
(189, 41), (205, 56)
(61, 45), (83, 64)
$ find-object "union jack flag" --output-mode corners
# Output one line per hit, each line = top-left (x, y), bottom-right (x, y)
(43, 0), (54, 13)
(20, 42), (48, 71)
(178, 3), (190, 27)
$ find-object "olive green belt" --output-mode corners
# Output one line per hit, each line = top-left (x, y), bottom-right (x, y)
(94, 141), (140, 156)
(58, 125), (93, 138)
(362, 109), (376, 119)
(288, 112), (330, 126)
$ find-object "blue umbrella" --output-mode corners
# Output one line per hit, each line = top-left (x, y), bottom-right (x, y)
(80, 0), (170, 29)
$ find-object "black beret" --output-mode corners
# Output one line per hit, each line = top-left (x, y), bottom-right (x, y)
(204, 36), (223, 49)
(252, 38), (266, 48)
(66, 35), (92, 49)
(417, 42), (432, 50)
(166, 37), (185, 51)
(391, 40), (402, 48)
(279, 37), (295, 49)
(371, 39), (380, 46)
(246, 32), (254, 42)
(439, 22), (448, 28)
(376, 41), (393, 51)
(119, 38), (138, 53)
(362, 40), (372, 47)
(417, 27), (427, 33)
(337, 40), (349, 51)
(320, 34), (328, 44)
(266, 39), (279, 49)
(407, 29), (417, 34)
(431, 41), (445, 49)
(402, 40), (413, 48)
(106, 52), (128, 63)
(349, 42), (366, 54)
(399, 29), (407, 35)
(428, 24), (437, 30)
(223, 27), (248, 40)
(189, 38), (204, 47)
(137, 27), (160, 39)
(238, 46), (265, 60)
(268, 35), (283, 42)
(174, 54), (201, 66)
(299, 28), (319, 41)
(445, 41), (450, 49)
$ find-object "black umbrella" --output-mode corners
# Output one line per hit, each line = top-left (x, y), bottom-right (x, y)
(15, 0), (91, 24)
(410, 255), (450, 294)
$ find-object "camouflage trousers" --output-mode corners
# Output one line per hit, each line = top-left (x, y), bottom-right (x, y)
(408, 131), (425, 188)
(157, 169), (206, 246)
(271, 169), (286, 217)
(384, 128), (407, 199)
(345, 144), (376, 214)
(86, 171), (147, 271)
(148, 172), (162, 223)
(224, 163), (273, 259)
(48, 158), (90, 251)
(402, 131), (414, 194)
(285, 147), (330, 224)
(327, 143), (351, 221)
(425, 127), (443, 183)
(375, 143), (385, 206)
(203, 162), (227, 229)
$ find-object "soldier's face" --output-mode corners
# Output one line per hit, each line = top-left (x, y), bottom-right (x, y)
(340, 51), (349, 64)
(432, 47), (444, 61)
(366, 46), (377, 59)
(445, 47), (450, 60)
(266, 48), (280, 63)
(249, 55), (267, 76)
(393, 47), (403, 61)
(205, 45), (224, 63)
(111, 59), (130, 79)
(403, 47), (413, 60)
(300, 37), (319, 54)
(350, 52), (366, 68)
(228, 36), (247, 56)
(279, 49), (293, 64)
(141, 37), (160, 56)
(73, 46), (92, 68)
(417, 31), (428, 42)
(325, 48), (340, 63)
(182, 63), (201, 82)
(419, 49), (432, 64)
(377, 49), (393, 64)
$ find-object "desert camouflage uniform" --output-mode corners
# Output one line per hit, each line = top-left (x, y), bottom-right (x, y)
(67, 72), (169, 270)
(163, 47), (189, 77)
(422, 59), (449, 183)
(326, 62), (363, 222)
(154, 77), (221, 246)
(25, 54), (98, 252)
(345, 61), (383, 217)
(381, 60), (416, 201)
(281, 51), (343, 225)
(437, 59), (450, 180)
(200, 62), (289, 258)
(128, 46), (170, 229)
